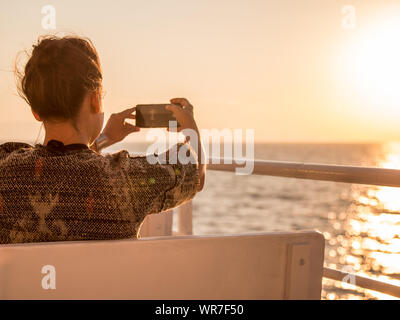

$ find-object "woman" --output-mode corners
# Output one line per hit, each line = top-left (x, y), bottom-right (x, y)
(0, 35), (205, 244)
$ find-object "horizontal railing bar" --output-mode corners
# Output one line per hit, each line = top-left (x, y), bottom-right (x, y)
(207, 158), (400, 188)
(323, 267), (400, 298)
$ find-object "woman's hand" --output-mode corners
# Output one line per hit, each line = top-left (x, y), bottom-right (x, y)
(165, 98), (197, 132)
(91, 107), (140, 152)
(102, 107), (140, 145)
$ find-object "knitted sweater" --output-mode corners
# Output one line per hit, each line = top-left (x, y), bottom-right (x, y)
(0, 140), (200, 244)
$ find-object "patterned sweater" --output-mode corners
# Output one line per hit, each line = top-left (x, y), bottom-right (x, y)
(0, 140), (200, 244)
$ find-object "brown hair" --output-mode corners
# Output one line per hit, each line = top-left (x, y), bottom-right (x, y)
(15, 35), (102, 121)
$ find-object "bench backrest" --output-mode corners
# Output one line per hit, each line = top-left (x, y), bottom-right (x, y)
(0, 231), (324, 299)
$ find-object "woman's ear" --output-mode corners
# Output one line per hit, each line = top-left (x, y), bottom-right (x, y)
(31, 109), (41, 121)
(90, 90), (102, 114)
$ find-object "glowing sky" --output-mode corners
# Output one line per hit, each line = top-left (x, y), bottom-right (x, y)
(0, 0), (399, 143)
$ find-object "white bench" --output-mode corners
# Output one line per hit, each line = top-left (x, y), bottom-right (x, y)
(0, 230), (324, 299)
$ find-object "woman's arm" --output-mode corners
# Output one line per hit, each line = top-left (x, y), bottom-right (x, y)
(166, 98), (206, 191)
(91, 98), (206, 191)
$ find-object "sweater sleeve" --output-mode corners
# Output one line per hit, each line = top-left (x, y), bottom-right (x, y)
(124, 142), (200, 217)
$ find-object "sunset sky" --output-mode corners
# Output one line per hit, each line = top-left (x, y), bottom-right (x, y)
(0, 0), (399, 143)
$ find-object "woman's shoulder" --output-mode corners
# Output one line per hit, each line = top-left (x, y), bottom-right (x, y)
(0, 142), (33, 154)
(102, 149), (147, 168)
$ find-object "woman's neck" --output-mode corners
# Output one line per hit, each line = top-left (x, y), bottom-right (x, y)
(43, 121), (90, 146)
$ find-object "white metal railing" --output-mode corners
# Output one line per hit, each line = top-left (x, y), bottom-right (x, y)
(207, 158), (400, 187)
(323, 268), (400, 298)
(204, 158), (400, 298)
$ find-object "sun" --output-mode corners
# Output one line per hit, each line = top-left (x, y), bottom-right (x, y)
(342, 15), (400, 111)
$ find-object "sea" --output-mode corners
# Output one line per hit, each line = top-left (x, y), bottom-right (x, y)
(107, 141), (400, 300)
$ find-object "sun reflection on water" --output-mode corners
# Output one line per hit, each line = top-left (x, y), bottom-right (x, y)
(323, 142), (400, 300)
(343, 142), (400, 299)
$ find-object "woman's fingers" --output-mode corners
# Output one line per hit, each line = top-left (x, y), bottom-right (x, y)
(170, 98), (193, 115)
(165, 103), (196, 130)
(123, 122), (140, 134)
(165, 105), (185, 130)
(170, 98), (192, 108)
(119, 106), (136, 117)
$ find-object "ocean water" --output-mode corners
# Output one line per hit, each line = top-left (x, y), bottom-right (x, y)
(109, 141), (400, 300)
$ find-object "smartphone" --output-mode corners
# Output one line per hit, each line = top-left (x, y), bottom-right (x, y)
(135, 104), (179, 128)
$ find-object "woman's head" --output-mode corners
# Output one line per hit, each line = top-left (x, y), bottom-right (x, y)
(15, 35), (104, 143)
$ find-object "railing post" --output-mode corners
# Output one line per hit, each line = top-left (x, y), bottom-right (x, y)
(177, 200), (193, 235)
(139, 209), (173, 237)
